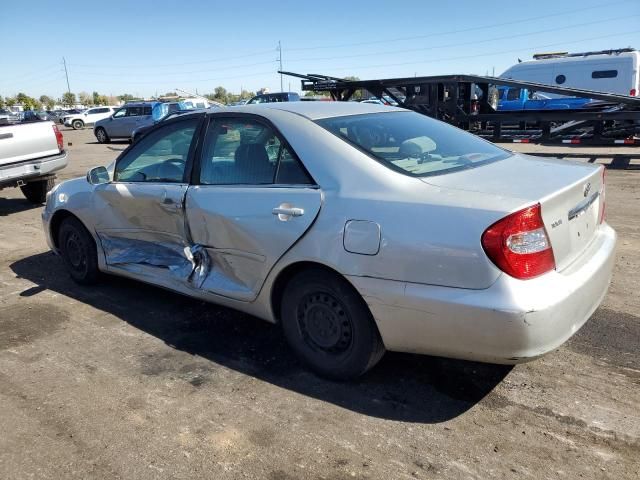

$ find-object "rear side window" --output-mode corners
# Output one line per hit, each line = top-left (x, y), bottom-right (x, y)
(143, 106), (152, 115)
(317, 111), (511, 177)
(127, 107), (143, 117)
(592, 70), (618, 79)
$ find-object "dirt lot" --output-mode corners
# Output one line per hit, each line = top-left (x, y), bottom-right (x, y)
(1, 127), (639, 479)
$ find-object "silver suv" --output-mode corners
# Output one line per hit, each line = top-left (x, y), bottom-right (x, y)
(93, 102), (157, 143)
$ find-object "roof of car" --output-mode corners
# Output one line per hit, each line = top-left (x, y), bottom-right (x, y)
(217, 101), (405, 120)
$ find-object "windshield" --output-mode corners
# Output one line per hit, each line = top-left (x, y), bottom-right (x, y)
(316, 111), (511, 177)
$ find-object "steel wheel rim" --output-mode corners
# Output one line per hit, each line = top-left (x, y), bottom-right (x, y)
(65, 232), (85, 270)
(297, 292), (353, 353)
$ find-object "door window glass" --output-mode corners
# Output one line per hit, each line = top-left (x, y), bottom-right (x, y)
(113, 108), (126, 118)
(200, 119), (311, 185)
(115, 119), (198, 183)
(142, 106), (152, 115)
(127, 106), (143, 117)
(506, 88), (521, 101)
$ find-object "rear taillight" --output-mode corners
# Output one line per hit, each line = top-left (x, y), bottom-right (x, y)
(599, 166), (606, 224)
(53, 124), (64, 152)
(630, 88), (637, 97)
(481, 203), (556, 280)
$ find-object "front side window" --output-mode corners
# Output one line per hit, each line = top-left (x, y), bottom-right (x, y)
(113, 108), (126, 118)
(317, 111), (511, 177)
(114, 118), (198, 183)
(199, 118), (312, 185)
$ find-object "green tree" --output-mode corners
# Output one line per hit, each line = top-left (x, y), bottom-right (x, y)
(118, 93), (135, 102)
(78, 91), (92, 106)
(62, 92), (76, 107)
(5, 96), (16, 108)
(213, 86), (228, 103)
(39, 95), (55, 110)
(0, 95), (4, 108)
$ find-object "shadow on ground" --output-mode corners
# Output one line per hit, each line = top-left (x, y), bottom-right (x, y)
(0, 197), (42, 216)
(11, 251), (512, 423)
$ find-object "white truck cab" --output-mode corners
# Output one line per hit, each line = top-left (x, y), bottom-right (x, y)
(501, 48), (639, 98)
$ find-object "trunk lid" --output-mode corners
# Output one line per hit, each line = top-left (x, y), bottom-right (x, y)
(422, 153), (604, 271)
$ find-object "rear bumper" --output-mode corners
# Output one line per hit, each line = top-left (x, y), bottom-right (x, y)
(0, 152), (67, 189)
(348, 224), (616, 364)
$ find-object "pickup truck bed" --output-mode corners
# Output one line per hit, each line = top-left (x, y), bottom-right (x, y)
(0, 120), (68, 203)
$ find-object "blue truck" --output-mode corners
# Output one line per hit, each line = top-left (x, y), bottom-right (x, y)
(497, 86), (595, 111)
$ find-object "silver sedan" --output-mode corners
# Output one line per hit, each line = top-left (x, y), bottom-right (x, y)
(42, 102), (616, 379)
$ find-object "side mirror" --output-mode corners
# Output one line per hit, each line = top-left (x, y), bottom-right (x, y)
(87, 166), (110, 185)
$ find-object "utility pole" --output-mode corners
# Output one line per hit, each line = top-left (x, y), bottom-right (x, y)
(277, 41), (283, 92)
(62, 57), (71, 95)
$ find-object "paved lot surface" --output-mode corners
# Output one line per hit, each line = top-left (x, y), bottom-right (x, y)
(1, 127), (639, 479)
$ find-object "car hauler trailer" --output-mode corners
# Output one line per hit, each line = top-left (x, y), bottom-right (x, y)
(280, 71), (640, 146)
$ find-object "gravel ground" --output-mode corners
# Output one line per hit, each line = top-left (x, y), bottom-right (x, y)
(0, 127), (638, 479)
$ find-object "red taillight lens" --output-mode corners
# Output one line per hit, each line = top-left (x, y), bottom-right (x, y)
(481, 203), (556, 280)
(53, 124), (64, 152)
(599, 166), (606, 224)
(630, 88), (637, 97)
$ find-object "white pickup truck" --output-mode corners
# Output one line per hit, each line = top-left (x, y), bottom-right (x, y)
(0, 120), (68, 203)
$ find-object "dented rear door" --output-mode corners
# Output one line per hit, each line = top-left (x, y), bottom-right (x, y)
(184, 114), (322, 302)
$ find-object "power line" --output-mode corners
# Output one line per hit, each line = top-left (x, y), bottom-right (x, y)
(306, 30), (637, 76)
(71, 59), (276, 77)
(286, 14), (638, 63)
(71, 48), (276, 69)
(286, 0), (635, 52)
(85, 69), (276, 86)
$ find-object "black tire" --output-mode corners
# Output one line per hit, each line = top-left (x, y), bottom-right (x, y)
(72, 119), (84, 130)
(20, 177), (54, 204)
(95, 127), (110, 144)
(281, 269), (385, 380)
(57, 216), (100, 285)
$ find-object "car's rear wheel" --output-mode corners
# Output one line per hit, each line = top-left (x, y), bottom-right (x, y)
(20, 177), (54, 204)
(72, 119), (84, 130)
(281, 269), (385, 380)
(57, 216), (100, 285)
(95, 127), (110, 144)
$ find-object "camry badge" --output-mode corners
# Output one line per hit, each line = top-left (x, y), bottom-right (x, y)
(583, 182), (591, 197)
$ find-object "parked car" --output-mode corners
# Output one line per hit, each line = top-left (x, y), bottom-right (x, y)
(93, 102), (158, 143)
(130, 104), (221, 143)
(43, 102), (615, 379)
(247, 92), (300, 104)
(1, 120), (67, 203)
(22, 110), (52, 122)
(57, 109), (83, 124)
(63, 106), (116, 130)
(0, 108), (20, 124)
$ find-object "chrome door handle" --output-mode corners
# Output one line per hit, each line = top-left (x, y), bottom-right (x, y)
(272, 206), (304, 220)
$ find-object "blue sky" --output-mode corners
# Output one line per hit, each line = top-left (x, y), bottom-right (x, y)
(1, 0), (639, 99)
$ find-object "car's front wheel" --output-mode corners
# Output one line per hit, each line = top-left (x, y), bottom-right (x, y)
(95, 127), (110, 144)
(72, 119), (84, 130)
(281, 269), (385, 380)
(57, 216), (100, 285)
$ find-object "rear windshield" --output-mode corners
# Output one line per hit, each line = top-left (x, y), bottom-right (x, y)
(316, 111), (511, 177)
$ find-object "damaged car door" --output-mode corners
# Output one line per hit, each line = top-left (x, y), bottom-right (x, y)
(185, 115), (321, 301)
(93, 116), (202, 285)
